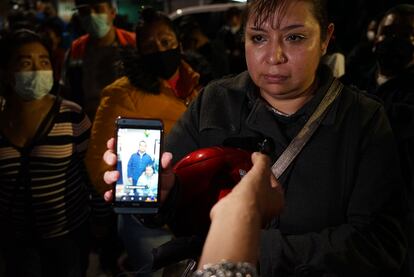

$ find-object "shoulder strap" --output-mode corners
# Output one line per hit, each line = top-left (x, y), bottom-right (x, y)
(271, 78), (344, 178)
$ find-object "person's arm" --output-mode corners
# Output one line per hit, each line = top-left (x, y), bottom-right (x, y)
(259, 107), (407, 276)
(197, 153), (284, 267)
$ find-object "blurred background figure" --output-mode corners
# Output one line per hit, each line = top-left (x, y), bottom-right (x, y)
(370, 6), (414, 275)
(178, 17), (229, 86)
(216, 6), (246, 75)
(39, 16), (67, 82)
(344, 5), (414, 275)
(7, 8), (38, 31)
(342, 18), (379, 87)
(66, 12), (86, 41)
(62, 1), (135, 275)
(85, 7), (199, 276)
(0, 29), (92, 277)
(61, 0), (135, 122)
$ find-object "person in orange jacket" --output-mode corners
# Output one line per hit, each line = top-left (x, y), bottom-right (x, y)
(85, 8), (199, 275)
(61, 0), (135, 121)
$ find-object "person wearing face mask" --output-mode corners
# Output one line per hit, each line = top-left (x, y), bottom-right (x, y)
(372, 5), (414, 276)
(346, 5), (414, 276)
(0, 29), (94, 277)
(84, 7), (199, 275)
(61, 0), (135, 122)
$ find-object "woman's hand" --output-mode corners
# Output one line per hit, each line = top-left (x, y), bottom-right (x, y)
(102, 138), (176, 203)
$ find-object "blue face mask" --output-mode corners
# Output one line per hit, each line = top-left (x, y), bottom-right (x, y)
(14, 70), (54, 101)
(81, 13), (111, 38)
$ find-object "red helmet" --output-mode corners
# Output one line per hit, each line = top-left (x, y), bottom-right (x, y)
(171, 146), (252, 236)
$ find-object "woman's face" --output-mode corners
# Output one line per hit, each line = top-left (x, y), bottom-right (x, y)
(10, 42), (52, 73)
(245, 1), (332, 102)
(139, 22), (179, 55)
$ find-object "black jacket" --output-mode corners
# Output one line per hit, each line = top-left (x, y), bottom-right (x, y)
(165, 67), (407, 276)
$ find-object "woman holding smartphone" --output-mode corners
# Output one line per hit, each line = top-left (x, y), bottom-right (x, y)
(85, 7), (200, 276)
(103, 0), (407, 275)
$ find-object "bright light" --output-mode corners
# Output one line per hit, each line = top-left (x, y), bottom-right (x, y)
(176, 9), (183, 15)
(232, 0), (247, 2)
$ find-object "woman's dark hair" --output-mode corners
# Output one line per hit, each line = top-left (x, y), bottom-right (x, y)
(0, 28), (53, 70)
(244, 0), (329, 40)
(135, 7), (178, 52)
(122, 7), (178, 94)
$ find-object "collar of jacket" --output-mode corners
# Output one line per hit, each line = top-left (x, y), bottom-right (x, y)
(70, 27), (136, 62)
(160, 61), (200, 105)
(228, 64), (341, 127)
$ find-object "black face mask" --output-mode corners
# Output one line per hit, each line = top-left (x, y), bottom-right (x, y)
(374, 37), (414, 76)
(141, 47), (181, 79)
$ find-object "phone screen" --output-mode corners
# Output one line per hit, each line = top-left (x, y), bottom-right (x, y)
(114, 118), (163, 213)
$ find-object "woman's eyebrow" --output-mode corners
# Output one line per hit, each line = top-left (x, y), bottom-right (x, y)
(280, 24), (305, 31)
(248, 24), (305, 32)
(17, 54), (32, 59)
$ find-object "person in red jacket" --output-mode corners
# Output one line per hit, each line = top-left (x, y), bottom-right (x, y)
(61, 0), (135, 121)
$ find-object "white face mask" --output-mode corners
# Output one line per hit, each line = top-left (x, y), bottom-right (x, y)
(81, 13), (111, 38)
(14, 70), (54, 101)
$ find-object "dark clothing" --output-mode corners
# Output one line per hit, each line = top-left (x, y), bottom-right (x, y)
(215, 26), (246, 74)
(342, 41), (377, 88)
(373, 65), (414, 190)
(356, 64), (414, 276)
(1, 221), (89, 277)
(198, 41), (229, 80)
(165, 67), (407, 276)
(183, 41), (230, 86)
(347, 64), (414, 192)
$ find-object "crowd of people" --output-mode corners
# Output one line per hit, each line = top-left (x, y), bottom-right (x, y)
(0, 0), (413, 276)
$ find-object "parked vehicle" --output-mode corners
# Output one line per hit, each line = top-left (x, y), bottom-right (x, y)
(169, 2), (246, 39)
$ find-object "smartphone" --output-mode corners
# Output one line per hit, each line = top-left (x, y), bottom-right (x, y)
(113, 117), (163, 214)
